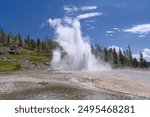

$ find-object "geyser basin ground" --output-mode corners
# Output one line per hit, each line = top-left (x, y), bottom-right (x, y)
(0, 69), (150, 100)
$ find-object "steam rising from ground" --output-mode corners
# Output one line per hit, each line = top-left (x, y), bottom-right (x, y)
(48, 6), (110, 71)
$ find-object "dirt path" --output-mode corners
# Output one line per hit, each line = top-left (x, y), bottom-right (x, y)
(0, 69), (150, 100)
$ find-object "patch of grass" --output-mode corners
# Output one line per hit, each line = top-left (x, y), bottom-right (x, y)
(30, 56), (46, 63)
(0, 61), (21, 72)
(19, 48), (36, 53)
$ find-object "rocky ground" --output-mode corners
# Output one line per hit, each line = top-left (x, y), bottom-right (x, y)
(0, 69), (150, 100)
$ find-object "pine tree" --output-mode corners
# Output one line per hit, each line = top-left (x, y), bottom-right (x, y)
(36, 38), (41, 52)
(30, 39), (36, 50)
(104, 47), (108, 62)
(119, 49), (125, 66)
(18, 33), (23, 47)
(128, 45), (133, 60)
(13, 34), (19, 47)
(41, 42), (46, 52)
(113, 48), (118, 65)
(139, 52), (144, 68)
(143, 59), (148, 68)
(8, 32), (14, 46)
(0, 28), (7, 46)
(133, 58), (138, 67)
(108, 48), (114, 64)
(25, 35), (31, 49)
(139, 52), (148, 68)
(95, 44), (102, 58)
(127, 45), (133, 66)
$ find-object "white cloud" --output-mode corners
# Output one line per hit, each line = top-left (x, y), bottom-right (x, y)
(105, 28), (121, 35)
(64, 5), (97, 12)
(47, 18), (62, 27)
(142, 48), (150, 61)
(64, 5), (97, 13)
(123, 23), (150, 34)
(63, 5), (102, 20)
(133, 54), (139, 60)
(105, 30), (115, 37)
(108, 45), (123, 53)
(133, 48), (150, 61)
(81, 6), (97, 11)
(77, 12), (102, 20)
(106, 31), (115, 34)
(40, 22), (48, 28)
(64, 5), (78, 12)
(113, 27), (121, 32)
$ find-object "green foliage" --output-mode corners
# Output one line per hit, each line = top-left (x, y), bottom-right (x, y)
(24, 35), (36, 50)
(0, 28), (8, 46)
(113, 48), (118, 65)
(36, 38), (41, 52)
(0, 61), (21, 72)
(104, 47), (108, 62)
(14, 64), (22, 70)
(119, 49), (126, 66)
(18, 33), (23, 47)
(30, 56), (46, 63)
(139, 52), (148, 68)
(133, 58), (139, 67)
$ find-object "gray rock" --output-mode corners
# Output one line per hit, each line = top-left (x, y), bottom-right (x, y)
(44, 62), (50, 65)
(9, 46), (19, 54)
(0, 47), (10, 54)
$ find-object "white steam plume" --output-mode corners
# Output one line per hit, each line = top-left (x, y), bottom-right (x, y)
(48, 6), (110, 71)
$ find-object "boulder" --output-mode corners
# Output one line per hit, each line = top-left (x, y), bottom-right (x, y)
(9, 46), (19, 54)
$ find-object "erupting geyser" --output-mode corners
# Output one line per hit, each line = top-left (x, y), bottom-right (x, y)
(48, 17), (110, 71)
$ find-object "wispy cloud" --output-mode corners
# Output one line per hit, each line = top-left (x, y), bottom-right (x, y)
(105, 28), (121, 36)
(64, 5), (78, 12)
(63, 5), (102, 20)
(40, 22), (48, 28)
(106, 31), (115, 34)
(113, 27), (122, 32)
(113, 28), (119, 30)
(105, 30), (115, 37)
(123, 23), (150, 34)
(64, 5), (97, 12)
(77, 12), (102, 20)
(81, 6), (97, 11)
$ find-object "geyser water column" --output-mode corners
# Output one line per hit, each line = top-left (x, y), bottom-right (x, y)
(48, 17), (110, 71)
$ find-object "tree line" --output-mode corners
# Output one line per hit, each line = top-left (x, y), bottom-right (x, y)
(0, 27), (149, 68)
(0, 27), (57, 59)
(92, 44), (148, 68)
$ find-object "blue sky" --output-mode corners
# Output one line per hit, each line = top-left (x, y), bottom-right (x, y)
(0, 0), (150, 60)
